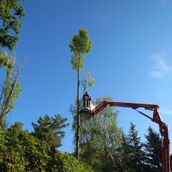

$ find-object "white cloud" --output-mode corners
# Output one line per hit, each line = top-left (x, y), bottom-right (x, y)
(150, 55), (171, 79)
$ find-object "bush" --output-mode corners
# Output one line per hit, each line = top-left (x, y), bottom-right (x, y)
(54, 152), (94, 172)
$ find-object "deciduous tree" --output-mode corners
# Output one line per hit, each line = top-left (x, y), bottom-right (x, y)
(72, 97), (122, 171)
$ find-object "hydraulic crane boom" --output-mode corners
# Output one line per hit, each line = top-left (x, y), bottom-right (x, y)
(81, 92), (170, 172)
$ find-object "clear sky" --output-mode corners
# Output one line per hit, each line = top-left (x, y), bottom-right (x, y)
(9, 0), (172, 153)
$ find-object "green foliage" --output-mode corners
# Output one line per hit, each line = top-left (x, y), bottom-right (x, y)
(54, 152), (94, 172)
(126, 123), (145, 172)
(116, 124), (162, 172)
(69, 29), (92, 71)
(72, 97), (122, 171)
(0, 52), (12, 69)
(114, 132), (131, 171)
(0, 117), (94, 172)
(82, 71), (96, 92)
(69, 29), (93, 159)
(143, 127), (162, 171)
(32, 114), (69, 151)
(0, 122), (50, 172)
(0, 0), (25, 50)
(0, 52), (22, 123)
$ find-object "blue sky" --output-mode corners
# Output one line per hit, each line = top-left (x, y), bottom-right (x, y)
(8, 0), (172, 153)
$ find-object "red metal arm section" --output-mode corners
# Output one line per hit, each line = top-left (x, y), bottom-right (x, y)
(89, 101), (170, 172)
(91, 101), (159, 116)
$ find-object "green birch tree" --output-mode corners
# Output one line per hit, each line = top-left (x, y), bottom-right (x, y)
(71, 97), (122, 171)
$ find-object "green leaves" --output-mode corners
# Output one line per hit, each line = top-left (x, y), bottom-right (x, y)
(0, 122), (50, 172)
(0, 52), (12, 69)
(55, 153), (94, 172)
(143, 127), (162, 171)
(0, 117), (93, 172)
(81, 72), (96, 92)
(32, 114), (69, 150)
(71, 55), (85, 71)
(69, 29), (92, 71)
(72, 97), (122, 171)
(69, 29), (92, 55)
(0, 52), (22, 123)
(0, 0), (25, 50)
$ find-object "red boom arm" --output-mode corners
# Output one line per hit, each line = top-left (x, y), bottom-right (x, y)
(86, 100), (170, 172)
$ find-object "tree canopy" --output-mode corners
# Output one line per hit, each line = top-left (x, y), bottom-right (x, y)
(69, 29), (92, 71)
(32, 114), (69, 151)
(0, 0), (25, 50)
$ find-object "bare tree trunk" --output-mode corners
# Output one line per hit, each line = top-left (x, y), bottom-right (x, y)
(76, 67), (80, 159)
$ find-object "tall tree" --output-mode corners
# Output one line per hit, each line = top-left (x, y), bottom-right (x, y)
(32, 114), (69, 152)
(143, 126), (162, 172)
(0, 0), (25, 50)
(115, 132), (131, 172)
(126, 123), (145, 172)
(69, 29), (92, 159)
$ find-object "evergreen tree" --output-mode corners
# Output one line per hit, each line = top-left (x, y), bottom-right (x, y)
(126, 123), (145, 172)
(32, 114), (69, 152)
(143, 127), (162, 172)
(115, 132), (131, 172)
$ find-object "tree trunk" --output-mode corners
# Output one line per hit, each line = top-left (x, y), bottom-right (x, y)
(76, 67), (80, 159)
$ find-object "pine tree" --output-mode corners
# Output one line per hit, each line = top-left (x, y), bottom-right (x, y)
(32, 114), (68, 152)
(115, 132), (131, 172)
(127, 123), (145, 172)
(143, 127), (162, 172)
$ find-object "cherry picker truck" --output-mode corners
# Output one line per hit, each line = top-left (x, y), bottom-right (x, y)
(81, 92), (171, 172)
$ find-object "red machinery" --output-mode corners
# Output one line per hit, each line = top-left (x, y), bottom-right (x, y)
(81, 92), (170, 172)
